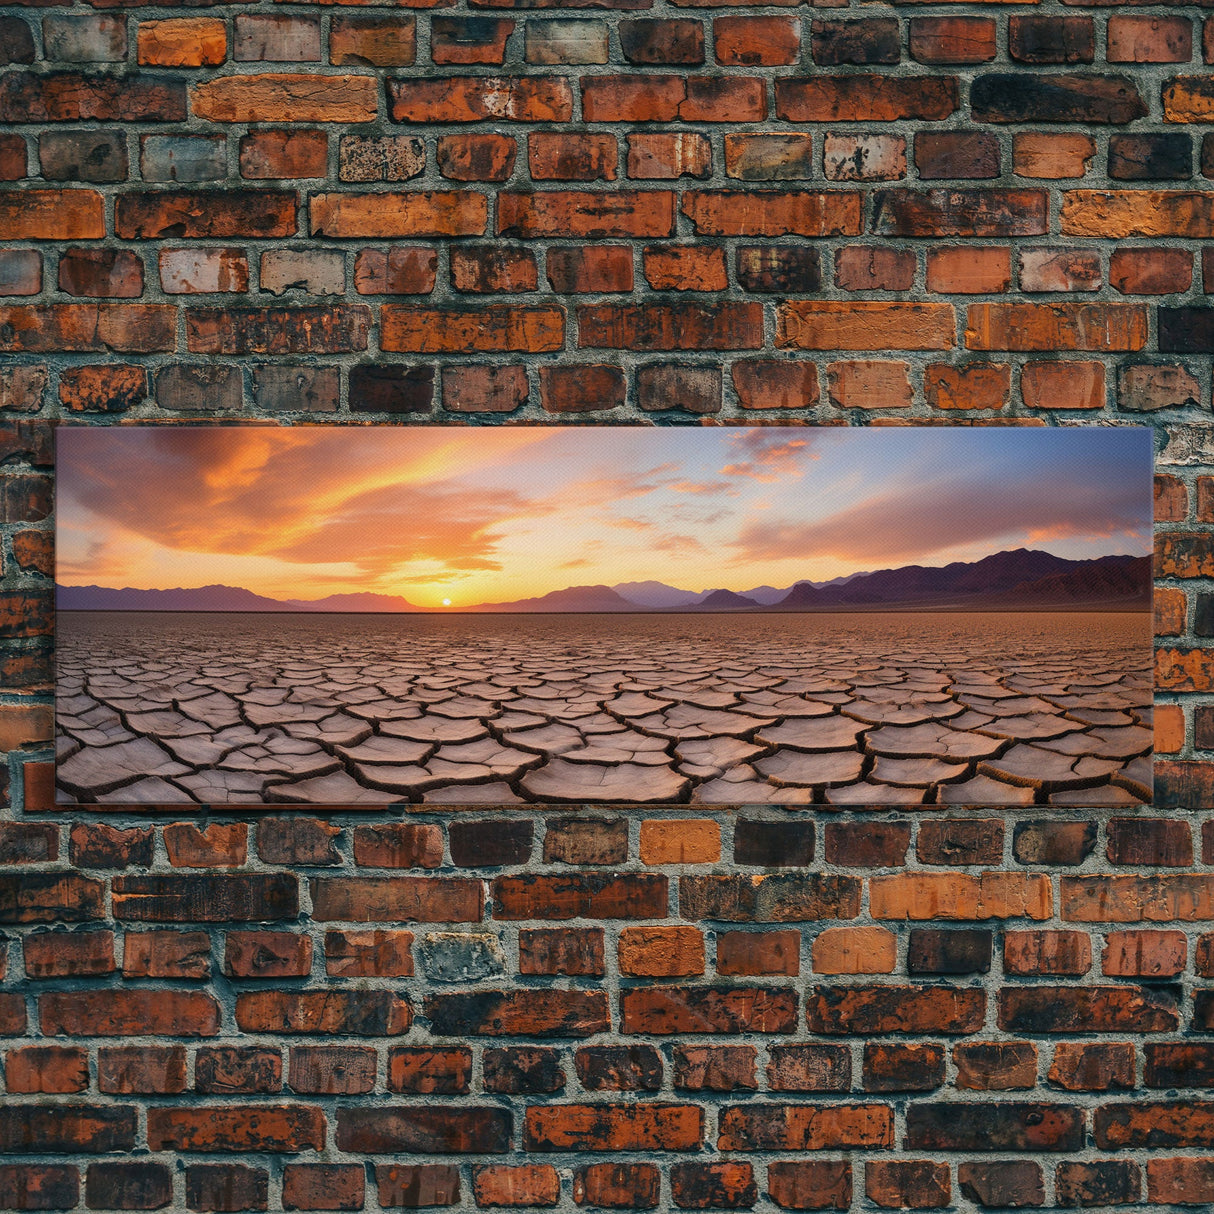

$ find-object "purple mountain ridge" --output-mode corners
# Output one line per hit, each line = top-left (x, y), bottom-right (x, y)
(56, 549), (1150, 614)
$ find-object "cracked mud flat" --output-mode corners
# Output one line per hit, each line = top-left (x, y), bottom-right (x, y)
(56, 611), (1153, 808)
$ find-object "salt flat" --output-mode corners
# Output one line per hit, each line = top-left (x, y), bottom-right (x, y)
(55, 611), (1152, 808)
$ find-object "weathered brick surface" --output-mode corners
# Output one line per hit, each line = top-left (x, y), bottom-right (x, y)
(3, 7), (1214, 1208)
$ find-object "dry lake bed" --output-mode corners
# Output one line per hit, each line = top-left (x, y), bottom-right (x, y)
(55, 611), (1153, 808)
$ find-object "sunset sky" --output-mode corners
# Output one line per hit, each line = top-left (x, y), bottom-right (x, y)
(57, 425), (1153, 610)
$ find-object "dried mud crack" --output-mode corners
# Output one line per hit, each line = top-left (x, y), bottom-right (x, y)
(55, 613), (1152, 807)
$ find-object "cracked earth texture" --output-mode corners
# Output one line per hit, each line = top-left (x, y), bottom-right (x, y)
(55, 611), (1152, 808)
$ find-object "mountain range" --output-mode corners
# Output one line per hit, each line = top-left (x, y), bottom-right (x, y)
(57, 549), (1150, 613)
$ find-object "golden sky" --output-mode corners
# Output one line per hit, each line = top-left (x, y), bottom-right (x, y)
(56, 425), (1153, 610)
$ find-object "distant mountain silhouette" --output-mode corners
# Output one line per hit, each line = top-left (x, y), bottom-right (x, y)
(698, 588), (762, 609)
(612, 580), (701, 608)
(466, 584), (640, 612)
(58, 550), (1150, 615)
(57, 584), (420, 612)
(774, 550), (1149, 611)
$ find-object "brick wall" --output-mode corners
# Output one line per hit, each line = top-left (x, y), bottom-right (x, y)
(3, 0), (1214, 1208)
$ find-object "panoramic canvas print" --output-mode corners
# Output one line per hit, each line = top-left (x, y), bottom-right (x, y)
(55, 425), (1154, 808)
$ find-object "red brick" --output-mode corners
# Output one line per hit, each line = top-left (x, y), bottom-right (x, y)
(731, 360), (818, 410)
(573, 1162), (659, 1209)
(916, 131), (1000, 180)
(618, 925), (705, 977)
(827, 360), (912, 410)
(767, 1162), (851, 1211)
(620, 19), (703, 66)
(239, 129), (328, 180)
(149, 1106), (323, 1153)
(776, 76), (957, 122)
(427, 990), (608, 1038)
(865, 1161), (950, 1210)
(288, 1047), (375, 1096)
(966, 302), (1147, 351)
(124, 930), (210, 979)
(579, 302), (762, 350)
(338, 1107), (509, 1154)
(163, 821), (247, 868)
(715, 16), (799, 65)
(432, 16), (510, 64)
(683, 190), (860, 237)
(235, 990), (411, 1036)
(807, 986), (985, 1035)
(451, 245), (537, 293)
(353, 246), (437, 295)
(528, 131), (616, 181)
(0, 71), (185, 123)
(226, 931), (313, 979)
(185, 1165), (268, 1213)
(926, 247), (1011, 294)
(1021, 360), (1105, 409)
(719, 1104), (892, 1152)
(1107, 818), (1193, 866)
(671, 1162), (756, 1210)
(540, 364), (624, 413)
(41, 989), (220, 1037)
(58, 364), (147, 413)
(1110, 247), (1192, 295)
(187, 305), (369, 355)
(325, 929), (414, 977)
(527, 1104), (703, 1152)
(1048, 1042), (1135, 1092)
(500, 190), (673, 238)
(436, 133), (516, 182)
(474, 1165), (560, 1209)
(117, 190), (296, 239)
(353, 823), (443, 868)
(643, 244), (727, 291)
(835, 247), (915, 292)
(909, 17), (995, 64)
(390, 76), (571, 123)
(1148, 1159), (1214, 1205)
(1109, 15), (1193, 62)
(0, 304), (175, 353)
(627, 132), (711, 180)
(673, 1046), (756, 1093)
(375, 1165), (460, 1209)
(863, 1043), (946, 1093)
(388, 1046), (471, 1094)
(330, 15), (415, 66)
(442, 364), (528, 413)
(924, 363), (1010, 411)
(518, 927), (605, 976)
(575, 1045), (662, 1093)
(311, 192), (486, 238)
(138, 18), (226, 66)
(282, 1165), (363, 1212)
(380, 304), (562, 353)
(23, 930), (115, 977)
(5, 1045), (88, 1094)
(954, 1042), (1038, 1091)
(622, 986), (795, 1034)
(717, 930), (800, 977)
(546, 246), (633, 293)
(767, 1044), (850, 1093)
(583, 74), (764, 123)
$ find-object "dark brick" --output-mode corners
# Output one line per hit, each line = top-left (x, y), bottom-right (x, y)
(733, 819), (814, 867)
(971, 75), (1147, 124)
(483, 1047), (565, 1094)
(1109, 133), (1192, 181)
(736, 246), (821, 294)
(1009, 16), (1095, 64)
(811, 19), (899, 65)
(85, 1163), (172, 1210)
(907, 930), (992, 975)
(348, 364), (434, 413)
(449, 819), (532, 867)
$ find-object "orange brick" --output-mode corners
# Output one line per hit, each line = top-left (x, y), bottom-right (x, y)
(193, 74), (377, 123)
(870, 873), (1051, 921)
(717, 930), (801, 977)
(926, 246), (1011, 294)
(1155, 703), (1186, 753)
(1020, 360), (1105, 409)
(812, 926), (897, 974)
(643, 245), (727, 292)
(826, 360), (912, 410)
(1013, 132), (1096, 179)
(639, 819), (720, 865)
(138, 19), (226, 66)
(618, 926), (705, 977)
(1102, 930), (1186, 977)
